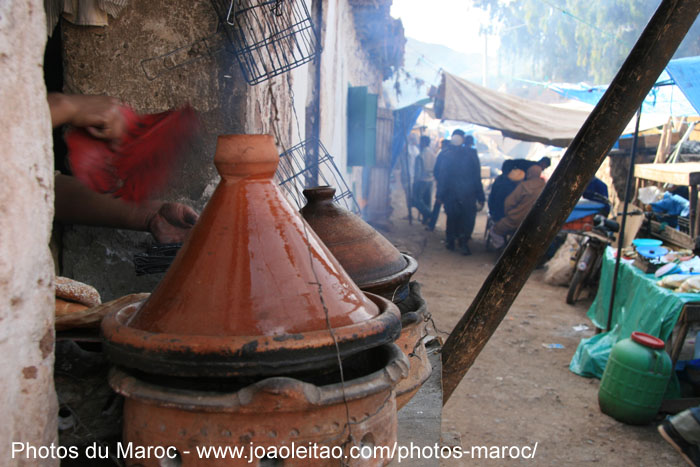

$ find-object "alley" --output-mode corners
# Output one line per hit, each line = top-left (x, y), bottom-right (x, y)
(382, 201), (682, 465)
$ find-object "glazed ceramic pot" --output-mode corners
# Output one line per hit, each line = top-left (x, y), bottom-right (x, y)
(102, 135), (401, 378)
(300, 186), (417, 303)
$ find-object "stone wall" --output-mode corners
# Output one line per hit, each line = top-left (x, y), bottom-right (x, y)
(59, 0), (296, 300)
(58, 0), (385, 300)
(0, 0), (58, 462)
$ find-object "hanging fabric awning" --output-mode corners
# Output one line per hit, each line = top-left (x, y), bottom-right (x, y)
(434, 72), (670, 147)
(390, 103), (424, 169)
(435, 72), (591, 147)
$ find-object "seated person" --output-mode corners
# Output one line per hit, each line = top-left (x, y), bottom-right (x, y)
(511, 156), (551, 174)
(488, 160), (524, 222)
(490, 165), (546, 247)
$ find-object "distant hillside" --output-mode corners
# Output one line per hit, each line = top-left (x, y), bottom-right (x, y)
(384, 37), (482, 108)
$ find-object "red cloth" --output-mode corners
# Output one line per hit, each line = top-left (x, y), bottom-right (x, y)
(66, 105), (198, 202)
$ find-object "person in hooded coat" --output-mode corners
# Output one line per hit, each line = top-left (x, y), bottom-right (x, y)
(492, 164), (546, 239)
(436, 133), (485, 255)
(487, 159), (523, 223)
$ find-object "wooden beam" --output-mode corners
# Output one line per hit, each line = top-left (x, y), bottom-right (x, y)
(441, 0), (700, 404)
(634, 163), (700, 186)
(649, 220), (694, 250)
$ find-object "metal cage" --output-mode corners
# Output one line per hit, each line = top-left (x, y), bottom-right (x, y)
(211, 0), (320, 85)
(276, 139), (360, 214)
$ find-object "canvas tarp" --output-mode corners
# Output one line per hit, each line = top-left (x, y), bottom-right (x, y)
(435, 72), (666, 147)
(435, 72), (591, 147)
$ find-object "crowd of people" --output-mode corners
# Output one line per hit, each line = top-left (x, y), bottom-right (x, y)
(407, 131), (551, 254)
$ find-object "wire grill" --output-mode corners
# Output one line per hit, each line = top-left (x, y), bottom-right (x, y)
(277, 138), (360, 214)
(211, 0), (320, 85)
(134, 243), (182, 275)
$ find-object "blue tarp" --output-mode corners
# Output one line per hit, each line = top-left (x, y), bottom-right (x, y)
(390, 104), (423, 170)
(666, 56), (700, 115)
(565, 200), (606, 223)
(547, 56), (700, 118)
(549, 70), (697, 118)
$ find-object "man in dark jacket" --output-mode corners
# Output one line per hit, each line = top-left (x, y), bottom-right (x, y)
(436, 132), (485, 255)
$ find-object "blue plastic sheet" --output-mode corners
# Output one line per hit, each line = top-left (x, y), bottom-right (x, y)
(390, 104), (423, 170)
(666, 56), (700, 115)
(651, 192), (690, 217)
(565, 200), (606, 223)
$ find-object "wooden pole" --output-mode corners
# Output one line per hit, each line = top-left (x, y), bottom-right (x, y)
(305, 0), (323, 187)
(607, 109), (642, 332)
(441, 0), (700, 404)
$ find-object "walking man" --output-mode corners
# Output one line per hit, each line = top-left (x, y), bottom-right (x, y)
(436, 131), (484, 255)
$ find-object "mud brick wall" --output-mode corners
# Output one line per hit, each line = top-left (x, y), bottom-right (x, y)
(59, 1), (293, 300)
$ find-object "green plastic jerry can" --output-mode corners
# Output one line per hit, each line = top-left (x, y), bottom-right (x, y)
(598, 331), (672, 425)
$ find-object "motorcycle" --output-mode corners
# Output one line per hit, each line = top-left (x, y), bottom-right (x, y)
(566, 214), (619, 305)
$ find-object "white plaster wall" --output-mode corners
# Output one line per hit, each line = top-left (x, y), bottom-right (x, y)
(318, 0), (385, 202)
(0, 0), (58, 463)
(244, 0), (384, 201)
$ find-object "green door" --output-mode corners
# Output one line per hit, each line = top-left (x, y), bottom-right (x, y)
(347, 86), (378, 167)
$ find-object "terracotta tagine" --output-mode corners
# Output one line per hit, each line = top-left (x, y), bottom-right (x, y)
(300, 186), (418, 303)
(101, 135), (401, 378)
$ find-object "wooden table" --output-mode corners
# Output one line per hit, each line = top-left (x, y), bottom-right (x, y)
(634, 162), (700, 241)
(662, 303), (700, 414)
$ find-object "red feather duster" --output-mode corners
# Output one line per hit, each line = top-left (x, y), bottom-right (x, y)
(66, 105), (199, 202)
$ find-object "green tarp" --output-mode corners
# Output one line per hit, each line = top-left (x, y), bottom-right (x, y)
(570, 247), (700, 380)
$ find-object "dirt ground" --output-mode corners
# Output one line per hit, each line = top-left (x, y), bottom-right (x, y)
(379, 193), (683, 466)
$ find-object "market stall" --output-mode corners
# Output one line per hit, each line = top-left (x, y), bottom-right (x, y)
(635, 162), (700, 244)
(570, 247), (700, 381)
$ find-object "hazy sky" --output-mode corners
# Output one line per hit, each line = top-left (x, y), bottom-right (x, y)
(390, 0), (494, 55)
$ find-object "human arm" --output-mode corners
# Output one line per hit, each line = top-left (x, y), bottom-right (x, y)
(472, 152), (485, 204)
(475, 176), (485, 205)
(55, 174), (198, 243)
(47, 93), (126, 145)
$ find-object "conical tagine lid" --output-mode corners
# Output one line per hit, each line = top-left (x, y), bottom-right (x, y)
(300, 186), (417, 302)
(102, 135), (400, 377)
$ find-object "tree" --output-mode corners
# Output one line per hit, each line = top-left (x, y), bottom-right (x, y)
(475, 0), (700, 84)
